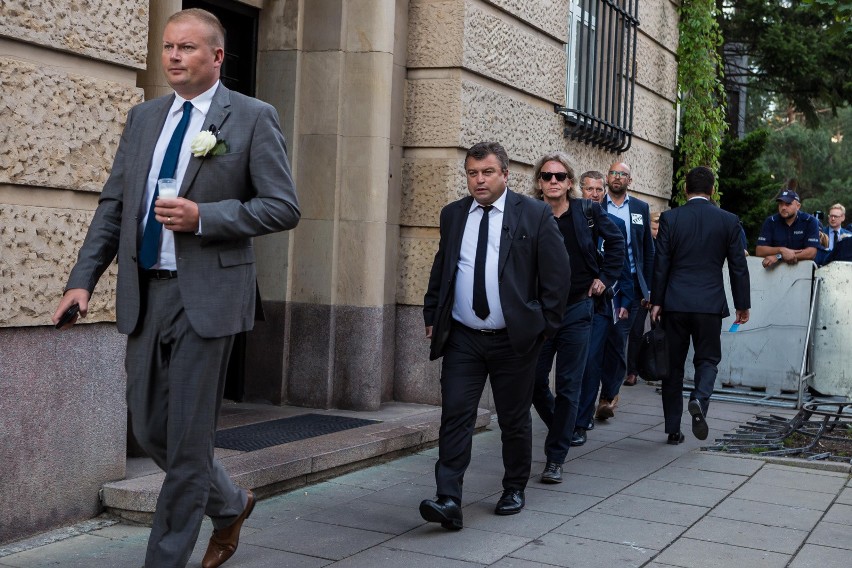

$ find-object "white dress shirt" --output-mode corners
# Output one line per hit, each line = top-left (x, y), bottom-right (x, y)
(138, 81), (219, 270)
(452, 189), (508, 330)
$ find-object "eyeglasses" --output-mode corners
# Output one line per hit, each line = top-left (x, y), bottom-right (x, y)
(539, 172), (569, 182)
(829, 214), (843, 219)
(608, 170), (630, 178)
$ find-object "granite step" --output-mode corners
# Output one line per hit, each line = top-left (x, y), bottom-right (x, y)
(100, 402), (491, 524)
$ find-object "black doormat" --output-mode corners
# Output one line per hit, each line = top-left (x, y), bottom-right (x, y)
(215, 413), (380, 452)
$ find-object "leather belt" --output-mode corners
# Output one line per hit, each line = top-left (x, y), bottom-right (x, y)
(140, 269), (178, 280)
(453, 321), (507, 336)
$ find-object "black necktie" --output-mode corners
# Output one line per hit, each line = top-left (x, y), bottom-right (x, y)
(473, 205), (493, 320)
(139, 101), (193, 269)
(833, 230), (839, 250)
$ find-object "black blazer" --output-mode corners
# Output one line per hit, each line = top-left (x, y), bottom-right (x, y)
(424, 189), (571, 359)
(603, 195), (655, 300)
(565, 198), (625, 290)
(651, 198), (750, 317)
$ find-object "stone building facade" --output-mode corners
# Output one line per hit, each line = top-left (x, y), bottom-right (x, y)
(0, 0), (678, 543)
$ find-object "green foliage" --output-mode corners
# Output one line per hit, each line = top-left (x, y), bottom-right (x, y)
(676, 0), (728, 204)
(718, 130), (778, 250)
(721, 0), (852, 126)
(760, 106), (852, 214)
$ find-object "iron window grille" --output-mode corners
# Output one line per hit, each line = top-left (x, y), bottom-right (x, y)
(556, 0), (639, 152)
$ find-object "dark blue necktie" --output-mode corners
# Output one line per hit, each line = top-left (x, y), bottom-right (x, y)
(139, 101), (193, 269)
(473, 205), (493, 320)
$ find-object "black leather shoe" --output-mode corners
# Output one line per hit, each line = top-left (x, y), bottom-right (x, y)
(688, 399), (709, 440)
(586, 421), (595, 431)
(570, 428), (587, 447)
(540, 462), (563, 483)
(667, 431), (685, 445)
(494, 489), (525, 515)
(419, 496), (463, 530)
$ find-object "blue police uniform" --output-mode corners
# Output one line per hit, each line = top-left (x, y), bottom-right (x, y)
(757, 211), (820, 250)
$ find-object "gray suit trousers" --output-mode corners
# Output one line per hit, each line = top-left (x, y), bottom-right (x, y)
(125, 278), (246, 568)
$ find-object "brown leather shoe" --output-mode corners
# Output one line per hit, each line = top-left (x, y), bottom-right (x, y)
(202, 489), (256, 568)
(623, 374), (637, 386)
(595, 399), (614, 420)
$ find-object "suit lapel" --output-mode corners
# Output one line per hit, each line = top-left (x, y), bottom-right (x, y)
(180, 84), (232, 198)
(447, 196), (471, 268)
(499, 189), (520, 276)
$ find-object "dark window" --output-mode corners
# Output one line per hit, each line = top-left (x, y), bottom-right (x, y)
(556, 0), (639, 152)
(182, 0), (259, 96)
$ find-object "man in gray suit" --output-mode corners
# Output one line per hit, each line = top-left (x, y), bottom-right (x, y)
(52, 9), (299, 568)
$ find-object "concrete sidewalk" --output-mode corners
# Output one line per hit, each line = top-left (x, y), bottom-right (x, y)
(2, 383), (850, 568)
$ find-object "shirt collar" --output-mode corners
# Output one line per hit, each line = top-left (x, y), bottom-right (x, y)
(688, 196), (710, 202)
(170, 81), (219, 116)
(468, 187), (508, 214)
(606, 193), (630, 208)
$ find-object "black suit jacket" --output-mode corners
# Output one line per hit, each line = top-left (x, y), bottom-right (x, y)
(424, 189), (571, 359)
(652, 198), (750, 317)
(565, 198), (625, 290)
(603, 195), (654, 300)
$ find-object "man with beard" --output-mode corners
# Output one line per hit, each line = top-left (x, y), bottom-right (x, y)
(596, 162), (653, 420)
(756, 189), (819, 268)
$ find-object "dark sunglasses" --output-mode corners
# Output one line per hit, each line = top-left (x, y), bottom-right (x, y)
(539, 172), (569, 182)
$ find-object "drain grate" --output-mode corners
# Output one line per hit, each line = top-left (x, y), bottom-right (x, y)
(215, 413), (380, 452)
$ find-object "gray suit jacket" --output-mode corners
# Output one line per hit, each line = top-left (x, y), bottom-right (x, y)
(66, 84), (300, 338)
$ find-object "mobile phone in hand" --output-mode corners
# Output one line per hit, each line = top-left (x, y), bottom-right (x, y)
(55, 304), (80, 329)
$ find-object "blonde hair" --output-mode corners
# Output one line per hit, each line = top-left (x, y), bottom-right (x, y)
(167, 8), (225, 48)
(532, 152), (578, 200)
(830, 203), (846, 216)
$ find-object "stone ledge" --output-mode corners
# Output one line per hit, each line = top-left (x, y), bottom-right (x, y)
(100, 404), (491, 523)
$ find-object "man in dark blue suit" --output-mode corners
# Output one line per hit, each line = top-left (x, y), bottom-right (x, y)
(597, 162), (654, 420)
(573, 171), (634, 446)
(420, 142), (570, 529)
(650, 167), (751, 444)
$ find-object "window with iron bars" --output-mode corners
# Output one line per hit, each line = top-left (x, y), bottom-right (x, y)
(556, 0), (639, 153)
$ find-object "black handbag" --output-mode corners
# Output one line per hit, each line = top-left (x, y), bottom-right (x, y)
(637, 323), (669, 381)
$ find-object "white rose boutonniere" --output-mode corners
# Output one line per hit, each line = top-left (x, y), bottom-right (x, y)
(190, 127), (228, 158)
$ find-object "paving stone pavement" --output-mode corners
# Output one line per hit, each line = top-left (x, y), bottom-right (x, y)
(2, 383), (851, 568)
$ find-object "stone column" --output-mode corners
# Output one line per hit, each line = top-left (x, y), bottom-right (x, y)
(138, 0), (181, 100)
(136, 0), (183, 101)
(244, 0), (302, 404)
(285, 0), (404, 410)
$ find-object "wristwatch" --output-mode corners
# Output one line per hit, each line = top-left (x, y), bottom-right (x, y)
(775, 253), (783, 260)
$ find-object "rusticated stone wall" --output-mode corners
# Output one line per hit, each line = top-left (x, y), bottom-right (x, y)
(395, 0), (680, 403)
(0, 0), (145, 543)
(0, 58), (142, 193)
(0, 205), (117, 327)
(0, 0), (149, 68)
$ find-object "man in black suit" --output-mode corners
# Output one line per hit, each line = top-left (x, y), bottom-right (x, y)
(650, 166), (750, 444)
(598, 162), (654, 418)
(420, 142), (570, 529)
